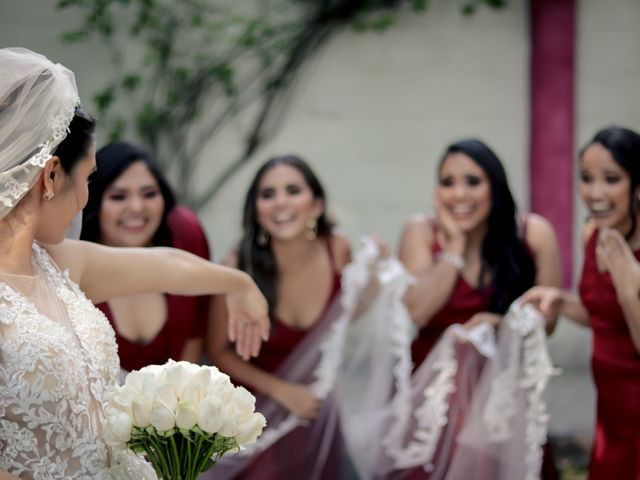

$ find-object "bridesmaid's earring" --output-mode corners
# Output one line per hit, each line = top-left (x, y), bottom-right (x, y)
(257, 229), (269, 246)
(306, 217), (318, 241)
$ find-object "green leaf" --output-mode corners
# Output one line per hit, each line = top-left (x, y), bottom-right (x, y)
(485, 0), (507, 8)
(60, 29), (90, 43)
(93, 85), (116, 113)
(121, 74), (142, 92)
(412, 0), (428, 11)
(371, 14), (395, 32)
(213, 65), (236, 96)
(56, 0), (84, 9)
(462, 4), (476, 16)
(108, 117), (126, 142)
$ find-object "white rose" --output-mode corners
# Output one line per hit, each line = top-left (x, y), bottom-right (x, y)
(218, 402), (242, 438)
(131, 398), (152, 428)
(156, 382), (178, 412)
(189, 368), (214, 400)
(234, 413), (266, 445)
(231, 387), (256, 416)
(103, 411), (133, 446)
(209, 382), (234, 404)
(150, 399), (176, 433)
(108, 385), (137, 415)
(175, 400), (199, 430)
(206, 365), (230, 383)
(198, 395), (223, 434)
(165, 361), (200, 399)
(125, 370), (159, 395)
(139, 363), (164, 378)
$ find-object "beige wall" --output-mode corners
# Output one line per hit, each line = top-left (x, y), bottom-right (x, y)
(197, 2), (529, 258)
(3, 0), (640, 439)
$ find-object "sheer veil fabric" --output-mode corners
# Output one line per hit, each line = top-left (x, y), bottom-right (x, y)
(338, 257), (557, 480)
(204, 241), (387, 479)
(0, 48), (80, 218)
(205, 239), (555, 480)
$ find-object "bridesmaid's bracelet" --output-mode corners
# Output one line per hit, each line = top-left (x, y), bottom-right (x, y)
(436, 251), (465, 271)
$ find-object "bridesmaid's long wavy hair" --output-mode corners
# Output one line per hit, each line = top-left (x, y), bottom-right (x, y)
(581, 126), (640, 240)
(238, 155), (333, 316)
(81, 141), (176, 246)
(440, 139), (536, 313)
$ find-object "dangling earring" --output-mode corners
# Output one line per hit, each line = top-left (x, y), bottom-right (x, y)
(306, 217), (318, 241)
(43, 191), (54, 201)
(257, 229), (269, 246)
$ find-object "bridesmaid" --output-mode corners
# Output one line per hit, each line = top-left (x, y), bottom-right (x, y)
(398, 138), (562, 478)
(207, 155), (351, 479)
(524, 126), (640, 479)
(82, 141), (212, 371)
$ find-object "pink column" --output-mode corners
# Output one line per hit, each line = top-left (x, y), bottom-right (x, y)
(529, 0), (576, 287)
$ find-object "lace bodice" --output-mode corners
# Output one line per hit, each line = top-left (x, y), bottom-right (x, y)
(0, 244), (155, 479)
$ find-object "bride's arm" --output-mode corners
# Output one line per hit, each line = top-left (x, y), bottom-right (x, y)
(44, 239), (269, 359)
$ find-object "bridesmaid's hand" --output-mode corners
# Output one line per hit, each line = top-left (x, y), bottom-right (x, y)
(434, 199), (466, 255)
(597, 228), (640, 302)
(521, 285), (564, 327)
(272, 381), (321, 419)
(464, 312), (502, 330)
(226, 278), (269, 360)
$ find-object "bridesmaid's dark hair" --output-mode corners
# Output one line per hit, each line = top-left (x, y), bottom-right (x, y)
(238, 155), (333, 316)
(439, 139), (536, 314)
(81, 141), (176, 246)
(581, 126), (640, 240)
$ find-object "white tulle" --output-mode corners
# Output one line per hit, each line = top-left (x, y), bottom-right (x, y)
(0, 48), (80, 218)
(337, 243), (557, 480)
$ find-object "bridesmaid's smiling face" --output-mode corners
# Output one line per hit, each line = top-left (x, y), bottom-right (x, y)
(99, 161), (165, 247)
(580, 143), (634, 234)
(255, 164), (323, 243)
(436, 152), (492, 234)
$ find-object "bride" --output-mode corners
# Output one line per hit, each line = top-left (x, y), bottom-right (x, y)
(0, 48), (268, 479)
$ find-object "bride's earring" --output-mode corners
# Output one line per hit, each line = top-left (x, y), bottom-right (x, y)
(43, 191), (54, 201)
(306, 217), (318, 241)
(257, 229), (269, 246)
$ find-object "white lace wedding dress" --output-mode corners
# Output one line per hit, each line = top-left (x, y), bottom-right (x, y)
(0, 244), (156, 479)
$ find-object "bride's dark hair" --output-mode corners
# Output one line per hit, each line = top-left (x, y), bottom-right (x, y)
(440, 139), (536, 313)
(237, 155), (333, 315)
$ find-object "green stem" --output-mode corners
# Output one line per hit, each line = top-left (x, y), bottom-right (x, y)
(190, 432), (205, 479)
(185, 433), (193, 480)
(170, 434), (181, 479)
(144, 447), (166, 479)
(149, 433), (172, 479)
(195, 438), (219, 475)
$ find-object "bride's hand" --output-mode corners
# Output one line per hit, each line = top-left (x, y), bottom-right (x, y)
(225, 278), (269, 360)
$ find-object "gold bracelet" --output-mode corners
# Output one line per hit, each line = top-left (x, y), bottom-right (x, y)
(436, 251), (465, 270)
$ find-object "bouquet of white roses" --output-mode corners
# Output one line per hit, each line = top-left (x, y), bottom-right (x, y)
(103, 360), (266, 480)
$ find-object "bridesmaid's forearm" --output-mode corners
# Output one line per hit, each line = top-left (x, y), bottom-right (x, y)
(559, 291), (590, 327)
(404, 260), (460, 326)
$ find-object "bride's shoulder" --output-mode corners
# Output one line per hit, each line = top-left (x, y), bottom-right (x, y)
(39, 239), (91, 283)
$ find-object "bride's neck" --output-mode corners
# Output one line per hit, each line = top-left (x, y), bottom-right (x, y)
(0, 209), (37, 275)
